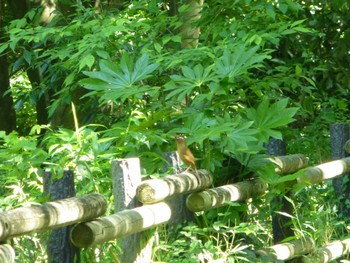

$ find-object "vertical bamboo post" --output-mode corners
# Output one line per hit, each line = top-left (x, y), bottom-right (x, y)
(111, 158), (152, 263)
(266, 138), (294, 243)
(43, 170), (80, 263)
(162, 152), (194, 224)
(330, 123), (350, 217)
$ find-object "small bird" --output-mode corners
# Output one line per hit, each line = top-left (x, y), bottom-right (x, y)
(174, 135), (198, 175)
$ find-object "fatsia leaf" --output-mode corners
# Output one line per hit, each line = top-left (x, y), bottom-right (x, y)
(81, 53), (159, 103)
(246, 98), (298, 141)
(99, 60), (120, 77)
(215, 45), (269, 80)
(120, 52), (133, 81)
(165, 64), (216, 101)
(132, 54), (159, 82)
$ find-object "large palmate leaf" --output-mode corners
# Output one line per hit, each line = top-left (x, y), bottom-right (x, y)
(246, 98), (298, 141)
(80, 53), (159, 102)
(215, 46), (270, 80)
(164, 64), (217, 101)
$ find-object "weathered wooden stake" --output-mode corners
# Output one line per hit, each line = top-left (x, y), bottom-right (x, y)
(43, 170), (80, 263)
(330, 123), (350, 218)
(266, 138), (294, 243)
(111, 158), (151, 263)
(162, 152), (195, 224)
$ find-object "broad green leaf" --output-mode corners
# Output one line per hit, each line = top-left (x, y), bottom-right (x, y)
(215, 45), (269, 80)
(246, 99), (298, 141)
(291, 19), (307, 28)
(79, 54), (95, 71)
(99, 60), (120, 76)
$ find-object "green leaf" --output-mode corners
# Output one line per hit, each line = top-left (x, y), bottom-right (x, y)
(266, 3), (275, 20)
(246, 99), (298, 141)
(215, 45), (269, 80)
(23, 50), (32, 65)
(64, 73), (75, 86)
(291, 19), (307, 28)
(99, 60), (120, 76)
(0, 44), (8, 54)
(79, 54), (95, 71)
(96, 50), (110, 59)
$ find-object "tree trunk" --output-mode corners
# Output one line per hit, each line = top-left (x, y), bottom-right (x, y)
(0, 54), (16, 133)
(6, 0), (49, 128)
(179, 0), (204, 48)
(0, 1), (16, 133)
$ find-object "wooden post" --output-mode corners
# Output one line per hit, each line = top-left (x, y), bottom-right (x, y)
(266, 138), (294, 243)
(111, 158), (151, 263)
(330, 123), (350, 217)
(162, 152), (195, 224)
(43, 170), (80, 263)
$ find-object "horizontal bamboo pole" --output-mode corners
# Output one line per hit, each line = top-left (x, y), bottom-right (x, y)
(71, 202), (172, 248)
(0, 244), (15, 263)
(302, 238), (350, 263)
(257, 236), (315, 261)
(0, 193), (107, 241)
(186, 179), (267, 212)
(268, 154), (308, 174)
(136, 169), (213, 204)
(297, 157), (350, 185)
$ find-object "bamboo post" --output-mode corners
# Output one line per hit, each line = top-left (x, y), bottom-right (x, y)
(0, 244), (15, 263)
(330, 123), (350, 217)
(111, 158), (150, 263)
(0, 193), (107, 241)
(161, 152), (195, 224)
(257, 236), (315, 261)
(266, 138), (295, 243)
(70, 202), (172, 248)
(43, 170), (79, 263)
(186, 179), (267, 212)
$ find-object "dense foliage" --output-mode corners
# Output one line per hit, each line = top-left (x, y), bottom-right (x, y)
(0, 0), (349, 262)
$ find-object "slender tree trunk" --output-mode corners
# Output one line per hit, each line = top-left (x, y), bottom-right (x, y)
(0, 1), (16, 133)
(26, 68), (49, 125)
(180, 0), (204, 48)
(7, 0), (49, 127)
(0, 55), (16, 133)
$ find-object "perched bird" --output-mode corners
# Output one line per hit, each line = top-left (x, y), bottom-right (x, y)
(174, 135), (198, 175)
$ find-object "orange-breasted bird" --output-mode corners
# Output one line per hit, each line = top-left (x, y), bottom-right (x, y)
(174, 135), (198, 175)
